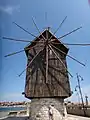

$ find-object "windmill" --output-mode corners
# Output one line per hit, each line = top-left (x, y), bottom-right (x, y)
(3, 16), (90, 119)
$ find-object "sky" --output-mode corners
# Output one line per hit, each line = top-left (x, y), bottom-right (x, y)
(0, 0), (90, 102)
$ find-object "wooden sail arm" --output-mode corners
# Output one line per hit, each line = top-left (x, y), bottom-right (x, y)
(43, 61), (68, 77)
(46, 44), (49, 83)
(4, 50), (25, 57)
(32, 17), (46, 41)
(45, 30), (49, 83)
(4, 47), (33, 57)
(25, 66), (37, 87)
(47, 64), (67, 77)
(3, 37), (45, 43)
(48, 45), (73, 77)
(50, 43), (85, 66)
(13, 22), (37, 38)
(13, 22), (42, 41)
(3, 37), (31, 43)
(4, 44), (44, 57)
(51, 42), (90, 46)
(48, 16), (67, 41)
(58, 27), (82, 39)
(48, 69), (70, 95)
(64, 43), (90, 46)
(19, 48), (44, 77)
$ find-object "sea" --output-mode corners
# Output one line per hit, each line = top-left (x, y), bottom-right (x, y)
(0, 106), (26, 118)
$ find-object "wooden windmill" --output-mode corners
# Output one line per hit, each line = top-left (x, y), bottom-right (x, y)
(3, 16), (90, 119)
(24, 28), (71, 99)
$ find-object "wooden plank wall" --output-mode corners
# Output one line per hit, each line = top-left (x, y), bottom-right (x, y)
(25, 32), (71, 98)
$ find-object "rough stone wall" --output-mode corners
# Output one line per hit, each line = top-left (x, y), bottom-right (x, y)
(29, 98), (67, 120)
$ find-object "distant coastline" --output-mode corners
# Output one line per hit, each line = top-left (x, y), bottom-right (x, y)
(0, 105), (26, 108)
(0, 101), (28, 107)
(0, 106), (27, 118)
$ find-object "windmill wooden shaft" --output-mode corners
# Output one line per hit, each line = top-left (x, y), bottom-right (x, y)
(24, 29), (71, 119)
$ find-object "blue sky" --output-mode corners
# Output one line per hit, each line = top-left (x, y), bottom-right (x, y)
(0, 0), (90, 102)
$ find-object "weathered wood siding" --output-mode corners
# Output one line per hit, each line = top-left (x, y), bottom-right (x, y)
(25, 30), (71, 98)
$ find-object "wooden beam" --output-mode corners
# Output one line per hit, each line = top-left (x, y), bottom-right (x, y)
(3, 37), (31, 42)
(46, 45), (48, 83)
(58, 27), (82, 39)
(48, 16), (67, 41)
(48, 70), (70, 95)
(53, 16), (67, 35)
(4, 50), (25, 57)
(4, 44), (43, 57)
(46, 30), (49, 83)
(39, 64), (52, 96)
(49, 45), (73, 77)
(48, 58), (58, 60)
(13, 22), (37, 38)
(51, 42), (90, 46)
(19, 48), (44, 77)
(25, 66), (36, 88)
(48, 64), (67, 77)
(32, 17), (46, 41)
(51, 43), (85, 66)
(13, 22), (44, 41)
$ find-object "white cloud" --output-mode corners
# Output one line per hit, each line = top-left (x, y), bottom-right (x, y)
(0, 5), (20, 15)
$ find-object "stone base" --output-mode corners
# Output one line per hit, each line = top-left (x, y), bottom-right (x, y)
(29, 98), (67, 120)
